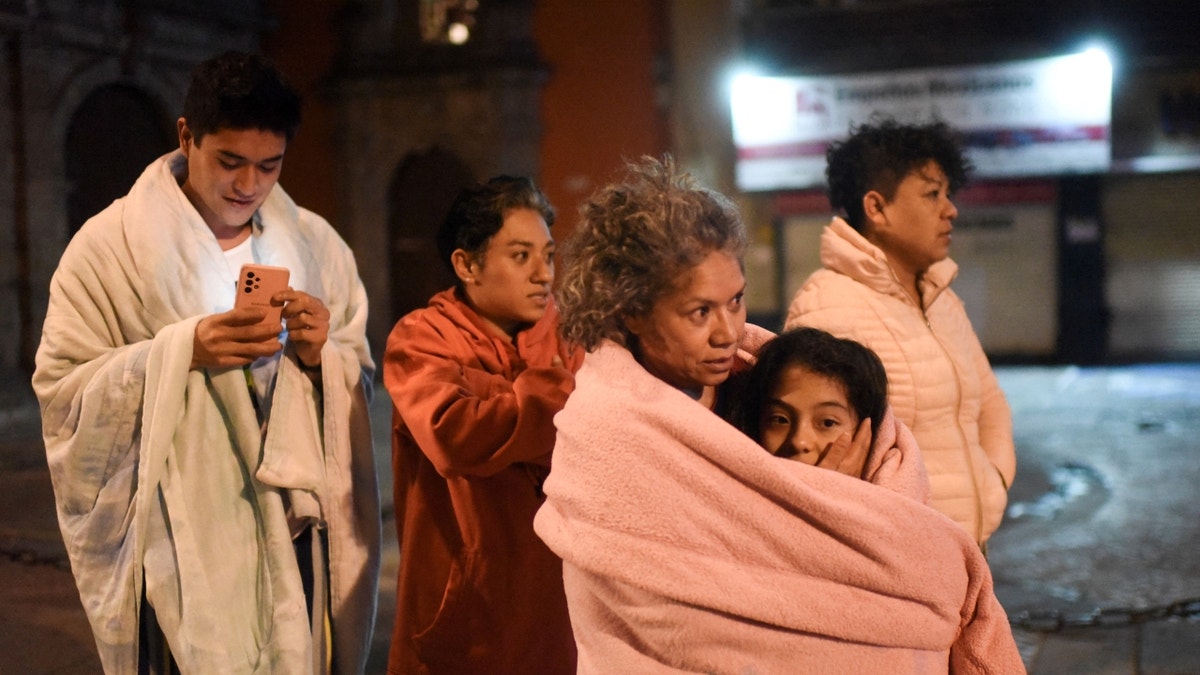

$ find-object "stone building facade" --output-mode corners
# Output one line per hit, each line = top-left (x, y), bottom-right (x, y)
(0, 1), (263, 378)
(2, 0), (553, 373)
(328, 0), (547, 350)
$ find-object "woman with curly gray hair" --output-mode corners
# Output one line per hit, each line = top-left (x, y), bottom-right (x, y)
(556, 156), (747, 344)
(556, 155), (755, 397)
(534, 156), (1022, 673)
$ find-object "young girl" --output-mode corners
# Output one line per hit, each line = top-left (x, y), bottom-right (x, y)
(723, 327), (889, 481)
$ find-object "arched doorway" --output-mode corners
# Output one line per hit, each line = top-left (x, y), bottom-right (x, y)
(387, 147), (476, 320)
(65, 84), (174, 233)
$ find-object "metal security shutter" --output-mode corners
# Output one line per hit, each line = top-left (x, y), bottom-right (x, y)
(1104, 173), (1200, 359)
(780, 203), (1059, 358)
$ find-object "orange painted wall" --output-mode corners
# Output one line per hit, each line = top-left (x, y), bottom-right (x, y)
(261, 0), (343, 227)
(262, 1), (671, 240)
(533, 0), (670, 236)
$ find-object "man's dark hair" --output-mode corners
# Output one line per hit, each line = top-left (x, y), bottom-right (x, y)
(722, 327), (889, 449)
(436, 176), (556, 284)
(826, 116), (972, 232)
(182, 51), (301, 144)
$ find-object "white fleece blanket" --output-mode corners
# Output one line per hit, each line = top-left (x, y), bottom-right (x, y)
(534, 341), (1023, 674)
(33, 152), (380, 674)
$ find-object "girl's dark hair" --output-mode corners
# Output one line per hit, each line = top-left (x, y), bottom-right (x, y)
(436, 175), (555, 284)
(826, 116), (972, 232)
(183, 51), (302, 143)
(723, 327), (889, 447)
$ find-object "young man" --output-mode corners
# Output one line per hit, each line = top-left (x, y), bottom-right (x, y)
(383, 176), (580, 673)
(785, 118), (1016, 549)
(33, 52), (379, 673)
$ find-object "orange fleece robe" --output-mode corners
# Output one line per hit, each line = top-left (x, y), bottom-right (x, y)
(384, 288), (581, 674)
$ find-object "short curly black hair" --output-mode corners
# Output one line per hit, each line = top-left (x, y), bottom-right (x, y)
(436, 175), (555, 285)
(722, 327), (888, 454)
(826, 116), (972, 232)
(183, 51), (301, 144)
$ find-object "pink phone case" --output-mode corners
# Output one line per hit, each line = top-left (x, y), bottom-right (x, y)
(235, 263), (290, 326)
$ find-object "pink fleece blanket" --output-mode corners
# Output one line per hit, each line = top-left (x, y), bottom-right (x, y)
(534, 341), (1023, 674)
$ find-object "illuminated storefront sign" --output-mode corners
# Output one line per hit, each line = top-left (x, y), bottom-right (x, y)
(731, 50), (1113, 191)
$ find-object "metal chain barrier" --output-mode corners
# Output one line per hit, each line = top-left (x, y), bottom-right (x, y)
(1, 545), (70, 570)
(1011, 597), (1200, 632)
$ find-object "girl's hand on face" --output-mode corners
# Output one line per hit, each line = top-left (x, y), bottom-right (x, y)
(815, 417), (872, 480)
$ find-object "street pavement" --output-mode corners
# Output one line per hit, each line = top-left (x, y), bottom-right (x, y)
(988, 363), (1200, 673)
(2, 363), (1198, 674)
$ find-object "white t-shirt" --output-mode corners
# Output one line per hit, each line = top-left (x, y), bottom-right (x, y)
(222, 232), (255, 284)
(222, 228), (282, 418)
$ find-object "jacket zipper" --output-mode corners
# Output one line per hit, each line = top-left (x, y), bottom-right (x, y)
(916, 297), (984, 544)
(893, 266), (985, 544)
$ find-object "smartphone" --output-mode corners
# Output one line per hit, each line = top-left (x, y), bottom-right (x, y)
(234, 263), (290, 327)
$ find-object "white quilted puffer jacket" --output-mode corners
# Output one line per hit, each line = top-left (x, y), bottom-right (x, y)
(786, 218), (1016, 546)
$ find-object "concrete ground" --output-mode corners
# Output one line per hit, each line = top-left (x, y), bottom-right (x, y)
(988, 363), (1200, 673)
(2, 363), (1198, 673)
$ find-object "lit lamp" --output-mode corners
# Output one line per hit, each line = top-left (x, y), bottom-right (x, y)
(420, 0), (479, 45)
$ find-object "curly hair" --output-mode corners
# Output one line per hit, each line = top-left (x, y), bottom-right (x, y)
(826, 116), (972, 232)
(557, 155), (747, 351)
(721, 327), (889, 450)
(436, 175), (555, 284)
(183, 51), (302, 144)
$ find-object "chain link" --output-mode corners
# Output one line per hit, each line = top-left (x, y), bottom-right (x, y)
(1010, 597), (1200, 632)
(2, 546), (71, 570)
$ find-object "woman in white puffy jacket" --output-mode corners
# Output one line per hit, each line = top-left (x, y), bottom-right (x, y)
(786, 117), (1015, 548)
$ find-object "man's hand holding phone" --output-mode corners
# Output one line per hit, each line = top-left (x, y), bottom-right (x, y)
(191, 264), (328, 371)
(192, 264), (289, 370)
(279, 288), (329, 369)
